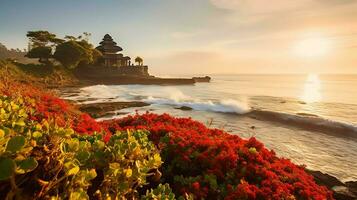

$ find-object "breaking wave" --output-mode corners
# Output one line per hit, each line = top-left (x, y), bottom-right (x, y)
(248, 110), (357, 138)
(61, 84), (357, 138)
(145, 97), (251, 114)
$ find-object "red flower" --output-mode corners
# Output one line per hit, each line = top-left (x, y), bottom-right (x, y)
(192, 182), (200, 190)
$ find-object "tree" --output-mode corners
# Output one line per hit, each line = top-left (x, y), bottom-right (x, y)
(53, 41), (88, 69)
(135, 56), (143, 66)
(91, 48), (103, 64)
(26, 30), (64, 48)
(61, 33), (102, 66)
(25, 46), (52, 63)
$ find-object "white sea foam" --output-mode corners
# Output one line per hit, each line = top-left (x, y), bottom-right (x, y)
(80, 85), (121, 99)
(144, 97), (250, 114)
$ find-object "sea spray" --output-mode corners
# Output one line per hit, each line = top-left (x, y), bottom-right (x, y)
(144, 97), (250, 114)
(80, 85), (120, 99)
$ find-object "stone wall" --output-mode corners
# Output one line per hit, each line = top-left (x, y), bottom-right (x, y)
(119, 65), (149, 76)
(75, 65), (150, 78)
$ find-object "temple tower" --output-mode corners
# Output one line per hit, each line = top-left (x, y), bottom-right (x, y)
(96, 34), (124, 67)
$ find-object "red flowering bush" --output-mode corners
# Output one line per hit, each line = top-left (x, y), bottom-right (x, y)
(0, 80), (333, 199)
(0, 81), (105, 136)
(103, 113), (334, 199)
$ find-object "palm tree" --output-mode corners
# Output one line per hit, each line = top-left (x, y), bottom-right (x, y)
(135, 56), (143, 66)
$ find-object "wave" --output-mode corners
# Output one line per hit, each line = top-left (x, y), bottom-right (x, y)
(80, 85), (123, 99)
(63, 84), (357, 138)
(143, 94), (357, 137)
(144, 97), (251, 114)
(248, 110), (357, 138)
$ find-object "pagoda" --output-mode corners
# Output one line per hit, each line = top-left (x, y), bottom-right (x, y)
(96, 34), (131, 67)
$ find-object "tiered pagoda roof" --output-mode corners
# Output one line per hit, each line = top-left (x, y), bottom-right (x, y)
(96, 34), (123, 53)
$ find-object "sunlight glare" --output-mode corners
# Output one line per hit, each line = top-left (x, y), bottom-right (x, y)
(294, 37), (331, 58)
(301, 74), (321, 103)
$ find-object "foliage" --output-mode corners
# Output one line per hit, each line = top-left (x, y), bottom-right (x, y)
(0, 82), (165, 199)
(53, 39), (102, 69)
(26, 30), (64, 48)
(135, 56), (144, 66)
(53, 41), (88, 69)
(24, 30), (101, 69)
(0, 80), (334, 199)
(76, 39), (102, 66)
(103, 113), (334, 199)
(25, 46), (52, 63)
(141, 184), (176, 200)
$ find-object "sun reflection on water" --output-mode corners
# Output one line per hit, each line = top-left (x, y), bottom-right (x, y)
(301, 74), (321, 103)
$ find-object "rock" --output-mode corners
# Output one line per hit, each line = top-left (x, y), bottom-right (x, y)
(175, 106), (193, 111)
(78, 101), (150, 118)
(306, 170), (357, 200)
(192, 76), (211, 82)
(332, 186), (356, 200)
(306, 170), (344, 188)
(346, 181), (357, 196)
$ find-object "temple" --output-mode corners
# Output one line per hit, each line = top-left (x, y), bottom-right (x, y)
(95, 34), (149, 76)
(74, 33), (198, 85)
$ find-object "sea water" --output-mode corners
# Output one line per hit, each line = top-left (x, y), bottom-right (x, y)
(62, 74), (357, 182)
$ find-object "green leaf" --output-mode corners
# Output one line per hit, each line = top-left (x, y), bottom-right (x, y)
(68, 166), (80, 176)
(6, 136), (26, 153)
(65, 162), (80, 176)
(16, 157), (38, 174)
(69, 189), (89, 200)
(86, 169), (97, 180)
(0, 158), (15, 180)
(153, 153), (162, 166)
(76, 151), (90, 163)
(15, 119), (26, 127)
(67, 138), (79, 151)
(3, 127), (11, 135)
(32, 131), (42, 138)
(93, 140), (105, 150)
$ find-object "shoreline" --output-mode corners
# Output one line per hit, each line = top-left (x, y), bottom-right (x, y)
(67, 99), (357, 199)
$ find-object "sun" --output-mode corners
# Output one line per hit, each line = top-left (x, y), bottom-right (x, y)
(293, 36), (331, 58)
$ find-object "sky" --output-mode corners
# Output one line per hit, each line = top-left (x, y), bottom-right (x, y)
(0, 0), (356, 75)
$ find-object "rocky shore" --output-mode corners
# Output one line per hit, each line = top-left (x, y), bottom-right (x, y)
(307, 170), (357, 200)
(77, 101), (150, 118)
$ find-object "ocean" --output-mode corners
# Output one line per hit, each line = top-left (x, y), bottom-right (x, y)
(61, 74), (357, 182)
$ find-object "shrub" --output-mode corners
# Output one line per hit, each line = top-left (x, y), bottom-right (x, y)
(25, 46), (52, 64)
(103, 113), (334, 199)
(0, 83), (167, 199)
(0, 81), (333, 199)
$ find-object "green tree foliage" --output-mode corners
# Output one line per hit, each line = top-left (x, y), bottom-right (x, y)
(26, 31), (64, 47)
(25, 46), (52, 63)
(53, 41), (88, 69)
(54, 34), (102, 69)
(135, 56), (144, 66)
